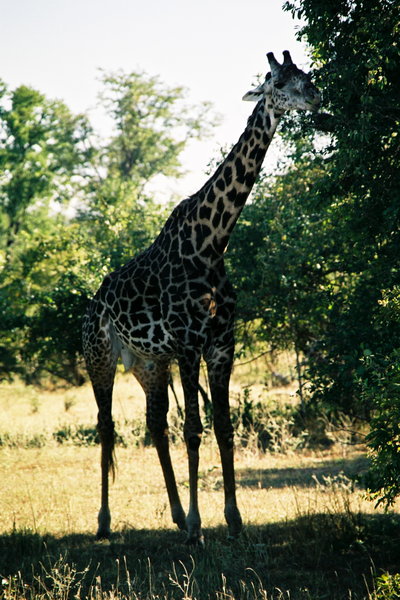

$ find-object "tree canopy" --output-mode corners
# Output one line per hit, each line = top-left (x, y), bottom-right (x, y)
(228, 0), (400, 503)
(0, 70), (215, 384)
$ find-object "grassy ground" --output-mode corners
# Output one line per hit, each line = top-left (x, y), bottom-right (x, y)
(0, 366), (399, 599)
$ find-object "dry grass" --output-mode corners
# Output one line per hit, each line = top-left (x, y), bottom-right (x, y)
(1, 365), (400, 599)
(0, 440), (375, 536)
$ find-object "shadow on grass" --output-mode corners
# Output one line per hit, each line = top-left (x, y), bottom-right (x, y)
(1, 510), (399, 600)
(236, 455), (370, 490)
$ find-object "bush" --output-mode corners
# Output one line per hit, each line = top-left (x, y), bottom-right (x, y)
(362, 348), (400, 507)
(230, 387), (309, 453)
(360, 287), (400, 507)
(373, 572), (400, 600)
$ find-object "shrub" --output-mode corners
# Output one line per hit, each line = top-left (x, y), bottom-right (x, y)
(362, 348), (400, 507)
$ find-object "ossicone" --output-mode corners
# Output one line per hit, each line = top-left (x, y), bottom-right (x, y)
(266, 52), (280, 69)
(282, 50), (293, 65)
(267, 50), (294, 69)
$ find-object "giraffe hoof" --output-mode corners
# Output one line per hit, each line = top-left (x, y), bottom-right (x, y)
(225, 505), (243, 539)
(172, 507), (187, 531)
(96, 528), (111, 541)
(227, 522), (242, 540)
(185, 532), (205, 547)
(175, 519), (187, 532)
(97, 507), (111, 541)
(94, 537), (111, 546)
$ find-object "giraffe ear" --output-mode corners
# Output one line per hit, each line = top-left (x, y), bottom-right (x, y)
(242, 84), (264, 102)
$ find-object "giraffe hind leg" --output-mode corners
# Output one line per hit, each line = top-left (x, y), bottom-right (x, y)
(92, 379), (117, 540)
(83, 312), (119, 540)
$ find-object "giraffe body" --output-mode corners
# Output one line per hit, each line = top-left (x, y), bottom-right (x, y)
(82, 51), (320, 543)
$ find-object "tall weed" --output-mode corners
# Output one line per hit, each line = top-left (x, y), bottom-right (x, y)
(231, 387), (308, 453)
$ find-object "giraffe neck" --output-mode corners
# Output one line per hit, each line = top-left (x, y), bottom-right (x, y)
(186, 97), (282, 265)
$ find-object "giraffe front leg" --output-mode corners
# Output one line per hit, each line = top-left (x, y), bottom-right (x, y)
(179, 353), (204, 545)
(206, 350), (242, 539)
(184, 429), (203, 545)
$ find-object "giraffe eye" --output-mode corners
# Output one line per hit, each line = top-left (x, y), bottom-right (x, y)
(274, 81), (285, 90)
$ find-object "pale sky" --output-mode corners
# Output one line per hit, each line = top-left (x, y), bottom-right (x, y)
(1, 0), (308, 199)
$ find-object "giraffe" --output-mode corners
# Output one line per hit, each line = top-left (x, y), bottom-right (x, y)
(82, 51), (320, 545)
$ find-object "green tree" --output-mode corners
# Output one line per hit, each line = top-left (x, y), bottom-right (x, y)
(0, 82), (92, 260)
(280, 0), (400, 417)
(361, 288), (400, 506)
(228, 0), (399, 470)
(262, 0), (400, 501)
(98, 70), (212, 182)
(0, 71), (216, 384)
(0, 83), (93, 382)
(79, 69), (216, 272)
(227, 135), (335, 403)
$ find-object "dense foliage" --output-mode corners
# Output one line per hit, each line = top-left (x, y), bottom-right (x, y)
(281, 0), (400, 503)
(0, 72), (214, 384)
(283, 0), (400, 413)
(228, 0), (400, 503)
(0, 84), (93, 383)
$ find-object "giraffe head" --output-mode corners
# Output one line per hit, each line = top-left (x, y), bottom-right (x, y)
(243, 51), (320, 113)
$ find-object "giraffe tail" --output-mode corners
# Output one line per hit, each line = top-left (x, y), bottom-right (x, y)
(98, 420), (117, 482)
(109, 441), (117, 483)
